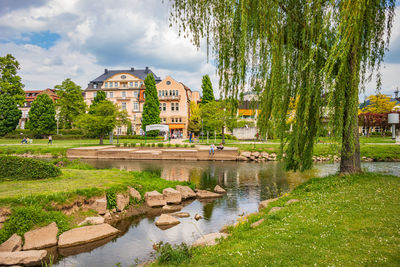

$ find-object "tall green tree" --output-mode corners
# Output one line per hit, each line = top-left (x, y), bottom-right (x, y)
(77, 100), (127, 144)
(26, 94), (56, 136)
(201, 75), (215, 104)
(55, 78), (86, 129)
(88, 90), (106, 114)
(142, 74), (160, 136)
(168, 0), (396, 173)
(188, 101), (202, 134)
(0, 94), (22, 136)
(0, 54), (25, 105)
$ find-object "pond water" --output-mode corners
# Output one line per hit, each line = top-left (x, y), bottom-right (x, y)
(54, 161), (400, 267)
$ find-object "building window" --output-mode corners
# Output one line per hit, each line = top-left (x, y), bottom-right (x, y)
(133, 102), (139, 112)
(115, 82), (118, 87)
(122, 83), (127, 88)
(175, 103), (179, 111)
(133, 90), (138, 98)
(135, 81), (138, 88)
(172, 118), (174, 123)
(121, 102), (126, 110)
(167, 81), (171, 85)
(104, 82), (108, 88)
(129, 82), (133, 87)
(122, 91), (126, 98)
(179, 118), (182, 122)
(159, 103), (162, 111)
(93, 92), (97, 98)
(169, 90), (172, 96)
(163, 103), (166, 111)
(133, 114), (137, 121)
(93, 83), (97, 89)
(158, 91), (161, 97)
(171, 103), (174, 111)
(176, 90), (179, 96)
(109, 92), (114, 98)
(162, 90), (165, 96)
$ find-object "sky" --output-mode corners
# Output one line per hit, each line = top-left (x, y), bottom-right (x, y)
(0, 0), (399, 99)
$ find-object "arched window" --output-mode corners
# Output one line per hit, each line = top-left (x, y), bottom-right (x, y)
(169, 90), (172, 96)
(163, 103), (166, 111)
(175, 103), (179, 111)
(162, 90), (165, 96)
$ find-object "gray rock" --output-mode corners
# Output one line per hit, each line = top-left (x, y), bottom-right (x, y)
(58, 224), (119, 248)
(92, 198), (107, 215)
(145, 191), (166, 207)
(250, 219), (265, 228)
(116, 194), (130, 212)
(23, 222), (58, 250)
(192, 233), (228, 247)
(0, 234), (22, 252)
(214, 185), (226, 194)
(196, 190), (222, 199)
(258, 197), (279, 211)
(175, 185), (196, 199)
(162, 188), (182, 204)
(128, 187), (141, 202)
(155, 214), (180, 227)
(0, 250), (47, 266)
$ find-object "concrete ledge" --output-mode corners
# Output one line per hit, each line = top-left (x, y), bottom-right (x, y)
(67, 146), (238, 161)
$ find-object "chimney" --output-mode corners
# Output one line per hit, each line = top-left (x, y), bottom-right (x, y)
(104, 69), (108, 74)
(131, 67), (134, 71)
(145, 66), (149, 73)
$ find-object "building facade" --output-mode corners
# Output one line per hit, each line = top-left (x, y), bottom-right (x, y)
(85, 68), (200, 137)
(19, 89), (59, 129)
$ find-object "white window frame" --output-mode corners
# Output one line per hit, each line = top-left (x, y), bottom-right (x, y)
(121, 102), (127, 110)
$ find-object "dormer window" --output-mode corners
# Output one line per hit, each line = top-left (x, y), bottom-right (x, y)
(93, 83), (97, 89)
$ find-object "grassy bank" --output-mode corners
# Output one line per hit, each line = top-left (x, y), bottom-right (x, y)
(154, 172), (400, 266)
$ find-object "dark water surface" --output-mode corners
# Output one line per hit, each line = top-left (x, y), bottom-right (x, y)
(54, 161), (400, 267)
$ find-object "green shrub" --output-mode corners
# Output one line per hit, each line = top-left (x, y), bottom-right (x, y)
(131, 143), (136, 147)
(116, 144), (121, 147)
(0, 156), (61, 180)
(167, 143), (172, 147)
(146, 143), (151, 147)
(175, 144), (181, 147)
(140, 143), (145, 147)
(123, 143), (128, 147)
(0, 206), (71, 243)
(155, 242), (192, 265)
(151, 143), (156, 147)
(190, 144), (195, 148)
(157, 143), (164, 147)
(184, 144), (188, 148)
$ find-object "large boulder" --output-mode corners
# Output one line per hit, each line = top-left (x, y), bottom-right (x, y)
(155, 214), (180, 227)
(91, 198), (107, 215)
(214, 185), (226, 194)
(196, 190), (222, 199)
(116, 194), (130, 212)
(58, 224), (119, 248)
(79, 216), (105, 226)
(258, 197), (279, 211)
(251, 151), (260, 158)
(0, 250), (47, 266)
(0, 234), (22, 252)
(23, 222), (58, 250)
(128, 187), (141, 202)
(240, 151), (251, 158)
(192, 233), (228, 247)
(144, 191), (166, 207)
(175, 185), (196, 200)
(162, 188), (182, 204)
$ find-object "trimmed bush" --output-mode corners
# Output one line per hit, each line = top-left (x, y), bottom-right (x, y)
(157, 143), (164, 147)
(0, 156), (61, 180)
(175, 144), (181, 147)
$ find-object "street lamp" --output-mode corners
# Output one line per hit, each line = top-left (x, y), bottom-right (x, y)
(388, 113), (399, 140)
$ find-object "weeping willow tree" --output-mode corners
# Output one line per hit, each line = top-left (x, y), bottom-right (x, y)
(168, 0), (396, 173)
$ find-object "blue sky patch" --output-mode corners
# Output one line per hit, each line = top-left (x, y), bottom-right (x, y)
(12, 31), (61, 49)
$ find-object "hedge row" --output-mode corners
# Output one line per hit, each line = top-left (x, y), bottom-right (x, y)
(0, 156), (61, 180)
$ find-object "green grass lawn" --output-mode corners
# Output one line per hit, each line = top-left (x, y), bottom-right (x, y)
(155, 172), (400, 266)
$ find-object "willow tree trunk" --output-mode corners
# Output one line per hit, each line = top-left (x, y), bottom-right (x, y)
(99, 135), (104, 145)
(340, 48), (361, 174)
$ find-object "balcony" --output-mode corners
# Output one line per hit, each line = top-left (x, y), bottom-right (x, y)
(158, 95), (181, 101)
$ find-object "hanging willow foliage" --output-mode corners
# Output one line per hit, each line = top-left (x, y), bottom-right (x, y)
(167, 0), (396, 173)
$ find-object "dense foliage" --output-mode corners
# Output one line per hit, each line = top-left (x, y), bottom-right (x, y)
(361, 94), (397, 114)
(0, 155), (61, 180)
(168, 0), (396, 173)
(200, 75), (215, 104)
(0, 54), (25, 105)
(142, 74), (161, 136)
(88, 90), (107, 114)
(55, 78), (86, 128)
(26, 94), (57, 136)
(188, 101), (201, 134)
(0, 94), (21, 136)
(77, 100), (127, 144)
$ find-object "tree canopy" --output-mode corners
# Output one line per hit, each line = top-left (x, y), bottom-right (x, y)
(0, 94), (22, 136)
(168, 0), (396, 173)
(88, 90), (106, 114)
(0, 54), (25, 105)
(77, 100), (127, 144)
(55, 78), (86, 129)
(188, 101), (202, 134)
(26, 94), (56, 136)
(201, 75), (215, 104)
(142, 74), (161, 135)
(361, 94), (397, 114)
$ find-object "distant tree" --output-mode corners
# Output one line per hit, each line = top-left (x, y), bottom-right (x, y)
(77, 100), (127, 144)
(127, 120), (133, 135)
(0, 94), (22, 136)
(201, 75), (214, 105)
(0, 54), (25, 105)
(88, 90), (106, 114)
(188, 101), (201, 134)
(55, 78), (86, 129)
(362, 94), (397, 114)
(26, 94), (56, 136)
(201, 100), (237, 143)
(141, 74), (160, 136)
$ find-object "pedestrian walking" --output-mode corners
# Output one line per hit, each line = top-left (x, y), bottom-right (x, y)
(48, 135), (52, 145)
